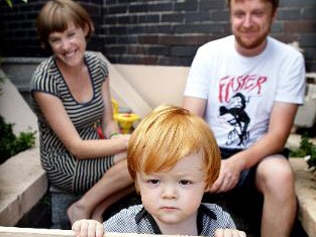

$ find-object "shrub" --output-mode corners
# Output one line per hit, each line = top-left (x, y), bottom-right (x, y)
(290, 133), (316, 172)
(0, 115), (36, 165)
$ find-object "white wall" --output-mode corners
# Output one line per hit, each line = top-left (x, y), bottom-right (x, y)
(115, 64), (189, 110)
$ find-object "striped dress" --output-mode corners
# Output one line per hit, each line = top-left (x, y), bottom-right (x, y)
(31, 52), (114, 194)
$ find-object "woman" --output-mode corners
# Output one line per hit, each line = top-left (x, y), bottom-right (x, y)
(31, 0), (134, 227)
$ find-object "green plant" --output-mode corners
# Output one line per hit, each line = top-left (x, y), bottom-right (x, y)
(0, 115), (36, 165)
(290, 133), (316, 171)
(2, 0), (27, 8)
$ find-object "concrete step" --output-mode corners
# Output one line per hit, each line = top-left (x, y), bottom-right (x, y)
(0, 148), (47, 226)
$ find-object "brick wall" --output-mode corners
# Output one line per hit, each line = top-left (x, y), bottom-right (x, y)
(0, 0), (315, 71)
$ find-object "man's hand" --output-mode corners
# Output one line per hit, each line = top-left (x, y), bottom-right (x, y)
(209, 158), (242, 193)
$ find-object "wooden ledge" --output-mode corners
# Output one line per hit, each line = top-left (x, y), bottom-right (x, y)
(0, 226), (170, 237)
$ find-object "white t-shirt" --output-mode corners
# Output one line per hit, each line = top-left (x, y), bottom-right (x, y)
(184, 35), (306, 149)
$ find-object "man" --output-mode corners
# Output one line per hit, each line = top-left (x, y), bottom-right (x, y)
(183, 0), (306, 236)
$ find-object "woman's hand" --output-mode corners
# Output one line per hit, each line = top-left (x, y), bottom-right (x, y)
(110, 134), (130, 149)
(72, 219), (104, 237)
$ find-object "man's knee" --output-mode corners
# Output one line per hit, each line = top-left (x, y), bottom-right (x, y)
(256, 156), (294, 193)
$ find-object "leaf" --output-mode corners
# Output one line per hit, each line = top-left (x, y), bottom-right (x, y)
(5, 0), (13, 8)
(2, 0), (27, 7)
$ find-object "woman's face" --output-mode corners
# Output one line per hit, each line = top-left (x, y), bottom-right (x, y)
(48, 22), (87, 68)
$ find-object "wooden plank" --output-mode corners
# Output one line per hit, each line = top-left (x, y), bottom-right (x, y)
(0, 227), (74, 237)
(0, 226), (182, 237)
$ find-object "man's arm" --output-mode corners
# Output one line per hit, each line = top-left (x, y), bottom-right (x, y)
(182, 96), (207, 117)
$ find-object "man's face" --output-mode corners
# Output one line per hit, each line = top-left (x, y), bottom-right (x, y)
(230, 0), (276, 55)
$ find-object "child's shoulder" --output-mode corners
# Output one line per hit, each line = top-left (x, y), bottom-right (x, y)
(104, 204), (143, 232)
(117, 204), (143, 214)
(200, 203), (232, 220)
(200, 203), (236, 228)
(201, 202), (224, 211)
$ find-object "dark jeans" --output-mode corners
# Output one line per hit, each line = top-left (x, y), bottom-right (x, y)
(220, 147), (290, 189)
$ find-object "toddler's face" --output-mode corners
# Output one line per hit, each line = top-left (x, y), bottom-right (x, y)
(136, 152), (206, 232)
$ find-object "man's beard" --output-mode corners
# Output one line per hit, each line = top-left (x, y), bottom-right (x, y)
(235, 30), (269, 50)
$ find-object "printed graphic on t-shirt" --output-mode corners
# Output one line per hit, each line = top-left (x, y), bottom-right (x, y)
(219, 93), (250, 146)
(218, 74), (267, 147)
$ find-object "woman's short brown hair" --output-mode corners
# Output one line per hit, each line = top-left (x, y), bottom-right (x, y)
(36, 0), (94, 50)
(127, 105), (221, 190)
